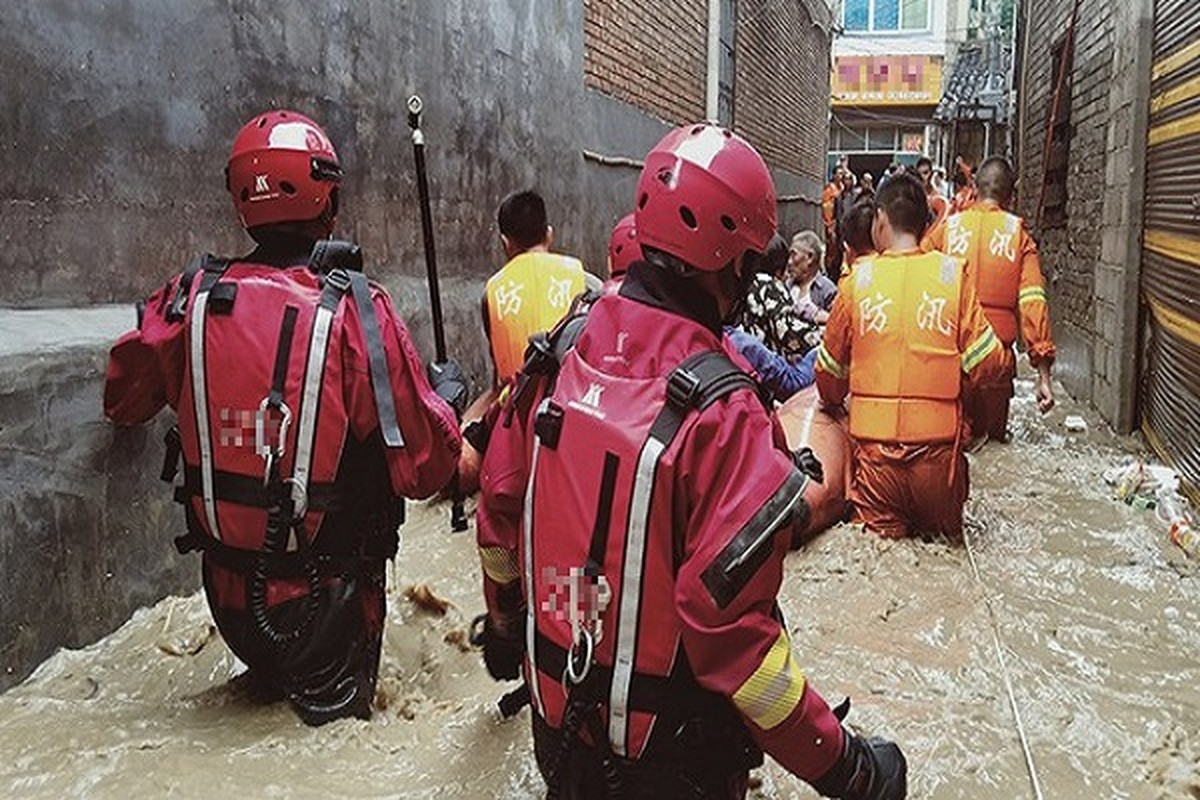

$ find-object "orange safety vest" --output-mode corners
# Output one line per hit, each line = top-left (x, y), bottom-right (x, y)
(942, 205), (1021, 346)
(928, 193), (949, 230)
(485, 252), (588, 381)
(847, 251), (963, 443)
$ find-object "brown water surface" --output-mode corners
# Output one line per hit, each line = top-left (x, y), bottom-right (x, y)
(1, 378), (1197, 798)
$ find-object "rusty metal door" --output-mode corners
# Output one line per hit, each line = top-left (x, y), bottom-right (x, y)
(1141, 0), (1200, 501)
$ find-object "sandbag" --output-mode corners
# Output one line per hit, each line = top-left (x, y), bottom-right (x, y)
(775, 385), (851, 547)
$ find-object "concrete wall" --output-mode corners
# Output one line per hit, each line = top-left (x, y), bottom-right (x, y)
(0, 0), (586, 387)
(1016, 0), (1151, 432)
(0, 1), (831, 688)
(0, 308), (191, 692)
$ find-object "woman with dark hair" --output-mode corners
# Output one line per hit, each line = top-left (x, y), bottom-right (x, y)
(741, 233), (817, 358)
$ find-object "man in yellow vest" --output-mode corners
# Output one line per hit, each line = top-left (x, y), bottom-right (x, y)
(482, 190), (599, 386)
(924, 157), (1057, 441)
(815, 173), (1008, 539)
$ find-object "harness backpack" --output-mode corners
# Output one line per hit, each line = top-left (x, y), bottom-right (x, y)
(162, 241), (405, 642)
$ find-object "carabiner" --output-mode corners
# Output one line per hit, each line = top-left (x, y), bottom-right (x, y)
(564, 627), (594, 687)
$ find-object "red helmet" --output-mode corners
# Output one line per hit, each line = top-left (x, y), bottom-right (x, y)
(634, 123), (776, 272)
(607, 213), (639, 278)
(226, 110), (342, 230)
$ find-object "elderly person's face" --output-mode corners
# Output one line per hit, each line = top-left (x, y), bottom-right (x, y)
(788, 241), (819, 282)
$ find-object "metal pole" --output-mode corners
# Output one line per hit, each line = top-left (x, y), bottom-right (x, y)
(407, 95), (448, 363)
(706, 0), (721, 120)
(406, 95), (468, 533)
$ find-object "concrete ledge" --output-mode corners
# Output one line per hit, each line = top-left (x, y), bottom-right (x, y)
(0, 306), (196, 691)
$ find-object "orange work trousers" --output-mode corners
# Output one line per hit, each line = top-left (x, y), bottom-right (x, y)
(964, 355), (1016, 442)
(850, 440), (968, 539)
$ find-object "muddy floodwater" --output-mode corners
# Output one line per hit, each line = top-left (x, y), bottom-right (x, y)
(1, 378), (1198, 798)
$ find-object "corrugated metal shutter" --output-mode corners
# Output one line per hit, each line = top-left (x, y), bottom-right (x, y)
(1141, 2), (1200, 504)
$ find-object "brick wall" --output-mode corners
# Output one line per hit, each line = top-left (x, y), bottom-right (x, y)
(584, 0), (831, 184)
(584, 0), (708, 125)
(735, 0), (831, 182)
(1016, 0), (1151, 430)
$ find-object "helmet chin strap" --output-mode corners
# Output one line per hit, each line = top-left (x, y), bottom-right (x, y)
(719, 255), (756, 326)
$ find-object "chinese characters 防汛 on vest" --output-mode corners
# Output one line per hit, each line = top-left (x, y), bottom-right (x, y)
(486, 252), (589, 381)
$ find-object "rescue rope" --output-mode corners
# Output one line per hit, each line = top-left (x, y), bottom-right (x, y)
(962, 514), (1045, 800)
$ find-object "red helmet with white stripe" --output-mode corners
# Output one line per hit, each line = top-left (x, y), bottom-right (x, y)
(634, 123), (777, 272)
(227, 110), (342, 231)
(607, 213), (639, 278)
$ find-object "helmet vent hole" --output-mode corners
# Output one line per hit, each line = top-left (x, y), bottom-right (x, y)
(679, 206), (698, 229)
(280, 181), (297, 195)
(240, 188), (250, 202)
(257, 117), (267, 128)
(722, 129), (732, 138)
(638, 192), (649, 210)
(721, 215), (737, 231)
(691, 125), (705, 135)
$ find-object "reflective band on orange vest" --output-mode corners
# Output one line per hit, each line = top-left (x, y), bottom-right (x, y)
(815, 341), (847, 379)
(1019, 286), (1047, 306)
(962, 326), (1000, 373)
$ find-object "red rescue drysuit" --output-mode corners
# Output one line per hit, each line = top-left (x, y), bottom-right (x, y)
(104, 240), (460, 723)
(477, 262), (845, 796)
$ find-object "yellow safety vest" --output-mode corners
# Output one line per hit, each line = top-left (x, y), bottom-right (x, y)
(847, 251), (964, 443)
(485, 252), (587, 381)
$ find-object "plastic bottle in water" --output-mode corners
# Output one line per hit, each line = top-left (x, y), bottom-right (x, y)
(1157, 488), (1199, 560)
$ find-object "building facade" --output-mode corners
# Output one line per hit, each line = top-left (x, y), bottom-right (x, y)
(828, 0), (972, 178)
(1017, 0), (1199, 498)
(584, 0), (834, 240)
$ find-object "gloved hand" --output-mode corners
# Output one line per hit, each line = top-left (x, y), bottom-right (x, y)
(812, 730), (907, 800)
(470, 613), (525, 681)
(791, 446), (825, 484)
(427, 359), (468, 419)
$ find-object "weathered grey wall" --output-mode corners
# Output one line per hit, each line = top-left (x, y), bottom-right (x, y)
(0, 0), (589, 690)
(0, 308), (190, 692)
(0, 1), (829, 689)
(0, 0), (587, 383)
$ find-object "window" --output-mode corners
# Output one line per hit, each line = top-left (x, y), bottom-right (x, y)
(831, 124), (919, 153)
(844, 0), (930, 32)
(841, 126), (868, 151)
(1039, 35), (1073, 228)
(868, 126), (897, 151)
(717, 0), (737, 125)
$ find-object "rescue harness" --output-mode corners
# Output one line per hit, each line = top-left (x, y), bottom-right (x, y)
(495, 302), (770, 797)
(161, 241), (404, 648)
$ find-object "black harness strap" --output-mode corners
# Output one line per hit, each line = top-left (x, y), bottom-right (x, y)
(175, 467), (342, 512)
(166, 255), (208, 322)
(268, 305), (300, 410)
(505, 310), (591, 429)
(534, 631), (718, 717)
(586, 452), (621, 572)
(348, 271), (404, 448)
(174, 528), (394, 574)
(192, 258), (232, 296)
